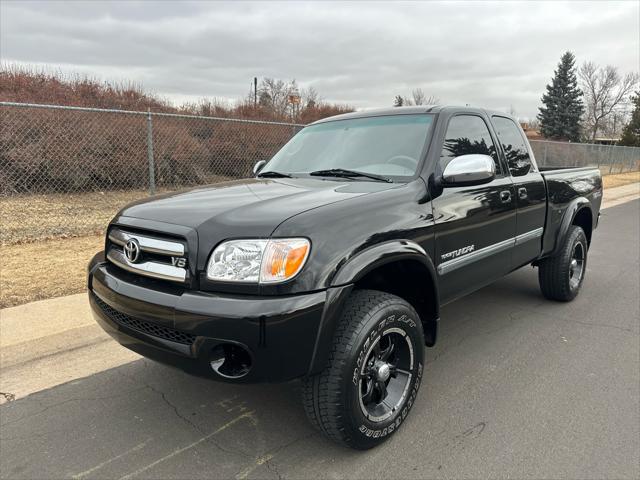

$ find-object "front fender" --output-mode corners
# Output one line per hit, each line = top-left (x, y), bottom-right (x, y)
(331, 239), (437, 287)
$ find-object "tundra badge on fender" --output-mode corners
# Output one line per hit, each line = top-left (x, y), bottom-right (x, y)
(441, 245), (475, 261)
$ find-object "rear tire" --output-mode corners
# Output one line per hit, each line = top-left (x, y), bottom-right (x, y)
(538, 225), (588, 302)
(302, 290), (425, 449)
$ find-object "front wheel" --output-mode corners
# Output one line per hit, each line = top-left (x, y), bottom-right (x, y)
(538, 225), (588, 302)
(302, 290), (425, 449)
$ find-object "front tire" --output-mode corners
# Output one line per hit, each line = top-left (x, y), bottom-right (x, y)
(302, 290), (425, 449)
(538, 225), (588, 302)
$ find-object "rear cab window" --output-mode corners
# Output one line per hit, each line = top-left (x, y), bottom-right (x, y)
(491, 116), (533, 177)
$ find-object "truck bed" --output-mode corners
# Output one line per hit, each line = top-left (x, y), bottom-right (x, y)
(539, 167), (603, 257)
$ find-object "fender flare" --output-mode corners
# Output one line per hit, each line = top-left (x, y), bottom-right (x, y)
(331, 239), (438, 292)
(550, 197), (592, 256)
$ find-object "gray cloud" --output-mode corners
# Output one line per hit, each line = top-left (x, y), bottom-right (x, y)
(1, 0), (638, 119)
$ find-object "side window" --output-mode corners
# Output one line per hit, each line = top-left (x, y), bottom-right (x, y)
(439, 115), (501, 175)
(492, 116), (532, 177)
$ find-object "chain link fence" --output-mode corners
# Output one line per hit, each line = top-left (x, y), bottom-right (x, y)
(1, 101), (639, 245)
(530, 139), (640, 174)
(0, 102), (303, 195)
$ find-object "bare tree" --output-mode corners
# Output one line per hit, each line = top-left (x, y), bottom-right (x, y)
(394, 89), (439, 107)
(411, 88), (440, 106)
(259, 77), (298, 116)
(579, 62), (639, 141)
(301, 85), (319, 109)
(526, 117), (540, 131)
(412, 88), (426, 105)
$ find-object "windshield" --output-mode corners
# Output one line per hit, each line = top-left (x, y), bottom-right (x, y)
(262, 114), (434, 179)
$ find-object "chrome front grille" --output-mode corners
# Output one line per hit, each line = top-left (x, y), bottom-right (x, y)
(109, 229), (185, 256)
(107, 228), (187, 283)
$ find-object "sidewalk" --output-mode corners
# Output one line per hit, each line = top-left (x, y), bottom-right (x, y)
(0, 294), (138, 402)
(1, 182), (638, 403)
(601, 181), (640, 209)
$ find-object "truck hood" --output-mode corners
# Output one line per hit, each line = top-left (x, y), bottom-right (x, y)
(117, 177), (400, 260)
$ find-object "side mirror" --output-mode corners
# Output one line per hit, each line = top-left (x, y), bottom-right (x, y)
(441, 154), (495, 187)
(253, 160), (267, 175)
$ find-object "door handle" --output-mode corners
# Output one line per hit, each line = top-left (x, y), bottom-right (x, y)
(518, 187), (528, 199)
(500, 190), (512, 203)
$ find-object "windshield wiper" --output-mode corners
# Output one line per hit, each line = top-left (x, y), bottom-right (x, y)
(257, 170), (292, 178)
(309, 168), (392, 183)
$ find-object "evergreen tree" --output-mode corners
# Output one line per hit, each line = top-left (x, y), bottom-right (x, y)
(393, 95), (404, 107)
(619, 92), (640, 147)
(537, 51), (584, 141)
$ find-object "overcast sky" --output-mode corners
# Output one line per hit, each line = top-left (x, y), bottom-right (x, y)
(1, 0), (638, 119)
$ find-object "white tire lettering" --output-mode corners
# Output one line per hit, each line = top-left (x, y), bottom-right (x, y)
(355, 314), (423, 440)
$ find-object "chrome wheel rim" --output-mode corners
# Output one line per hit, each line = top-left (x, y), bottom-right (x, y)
(569, 242), (585, 290)
(358, 327), (414, 423)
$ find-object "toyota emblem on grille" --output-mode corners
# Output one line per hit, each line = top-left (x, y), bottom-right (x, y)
(124, 239), (141, 263)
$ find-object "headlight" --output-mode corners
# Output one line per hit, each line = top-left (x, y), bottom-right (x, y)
(206, 238), (310, 284)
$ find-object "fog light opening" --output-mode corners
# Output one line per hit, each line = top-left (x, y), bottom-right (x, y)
(210, 344), (252, 379)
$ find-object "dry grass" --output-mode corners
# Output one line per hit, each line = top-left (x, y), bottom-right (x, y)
(603, 171), (640, 189)
(0, 189), (157, 307)
(0, 190), (150, 245)
(0, 235), (102, 308)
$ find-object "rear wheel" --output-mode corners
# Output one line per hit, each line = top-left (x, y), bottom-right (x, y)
(302, 290), (424, 449)
(538, 225), (588, 301)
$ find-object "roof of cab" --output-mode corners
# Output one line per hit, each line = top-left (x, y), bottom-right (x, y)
(310, 105), (514, 125)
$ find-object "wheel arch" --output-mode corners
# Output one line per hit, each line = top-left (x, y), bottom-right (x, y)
(353, 258), (439, 346)
(551, 197), (593, 256)
(307, 241), (439, 376)
(571, 205), (593, 245)
(333, 240), (439, 344)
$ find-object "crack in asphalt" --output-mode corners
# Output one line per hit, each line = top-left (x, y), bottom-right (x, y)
(142, 382), (252, 460)
(144, 383), (205, 434)
(112, 368), (255, 461)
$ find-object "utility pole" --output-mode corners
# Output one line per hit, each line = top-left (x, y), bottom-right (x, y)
(254, 77), (258, 107)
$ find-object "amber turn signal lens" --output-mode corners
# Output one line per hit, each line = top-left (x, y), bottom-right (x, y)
(260, 239), (310, 283)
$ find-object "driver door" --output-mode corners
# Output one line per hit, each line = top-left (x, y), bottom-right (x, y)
(432, 114), (516, 303)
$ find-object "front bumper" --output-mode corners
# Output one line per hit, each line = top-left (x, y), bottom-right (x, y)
(88, 254), (326, 383)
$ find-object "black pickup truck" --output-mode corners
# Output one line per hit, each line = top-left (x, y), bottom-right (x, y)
(88, 106), (602, 449)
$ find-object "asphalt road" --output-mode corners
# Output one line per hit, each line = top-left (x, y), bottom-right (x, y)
(1, 200), (639, 480)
